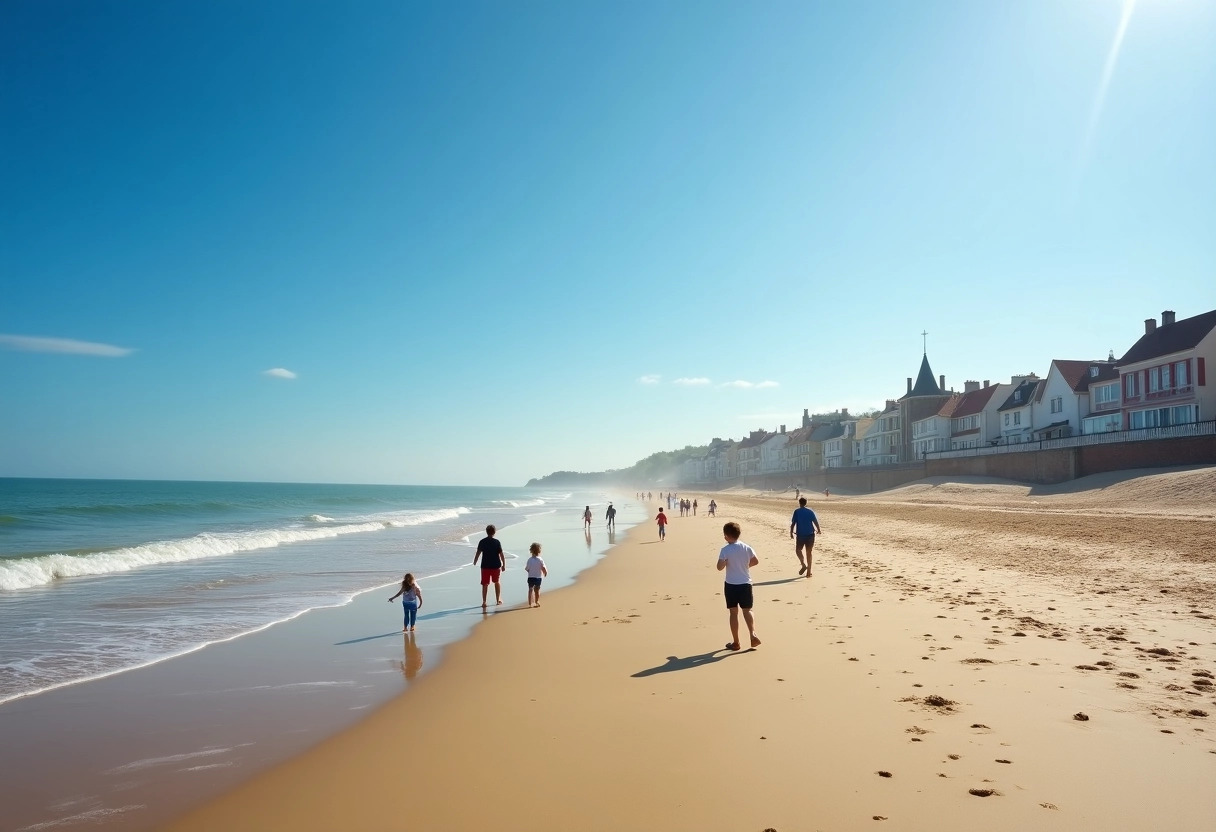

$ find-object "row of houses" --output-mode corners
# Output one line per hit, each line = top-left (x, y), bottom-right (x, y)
(682, 307), (1216, 482)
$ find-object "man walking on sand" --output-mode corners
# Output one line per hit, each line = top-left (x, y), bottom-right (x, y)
(605, 502), (617, 530)
(790, 496), (822, 577)
(717, 521), (761, 651)
(473, 524), (506, 607)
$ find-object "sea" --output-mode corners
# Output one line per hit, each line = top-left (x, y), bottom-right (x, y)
(0, 478), (647, 830)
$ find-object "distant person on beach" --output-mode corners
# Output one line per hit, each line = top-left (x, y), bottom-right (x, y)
(656, 508), (668, 541)
(708, 499), (717, 516)
(525, 542), (548, 608)
(473, 524), (506, 607)
(388, 573), (423, 632)
(790, 497), (822, 577)
(692, 499), (697, 516)
(605, 502), (617, 530)
(717, 521), (761, 651)
(583, 505), (593, 530)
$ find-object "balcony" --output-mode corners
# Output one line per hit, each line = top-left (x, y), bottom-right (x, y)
(1145, 385), (1193, 402)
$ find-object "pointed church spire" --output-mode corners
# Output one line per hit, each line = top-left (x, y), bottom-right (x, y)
(906, 353), (944, 398)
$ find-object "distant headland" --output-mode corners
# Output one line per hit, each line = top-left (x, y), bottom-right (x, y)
(525, 445), (708, 488)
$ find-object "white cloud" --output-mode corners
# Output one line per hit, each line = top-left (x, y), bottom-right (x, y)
(0, 334), (134, 357)
(720, 379), (779, 390)
(673, 377), (711, 386)
(263, 368), (297, 379)
(637, 374), (661, 385)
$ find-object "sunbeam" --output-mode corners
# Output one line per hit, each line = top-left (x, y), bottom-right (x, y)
(1080, 0), (1138, 173)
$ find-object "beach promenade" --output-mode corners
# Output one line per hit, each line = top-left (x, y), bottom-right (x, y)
(168, 469), (1216, 831)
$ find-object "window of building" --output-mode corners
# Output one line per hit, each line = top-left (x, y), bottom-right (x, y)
(1003, 413), (1009, 426)
(1125, 373), (1139, 398)
(1176, 360), (1189, 387)
(1050, 396), (1063, 413)
(1128, 405), (1199, 430)
(1094, 383), (1119, 406)
(1013, 412), (1021, 425)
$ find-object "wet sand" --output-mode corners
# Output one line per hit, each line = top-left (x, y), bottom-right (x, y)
(168, 468), (1216, 831)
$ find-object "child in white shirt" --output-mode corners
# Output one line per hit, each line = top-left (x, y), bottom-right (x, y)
(525, 542), (548, 608)
(716, 522), (761, 651)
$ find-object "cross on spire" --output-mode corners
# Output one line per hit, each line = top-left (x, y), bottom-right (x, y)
(921, 330), (928, 354)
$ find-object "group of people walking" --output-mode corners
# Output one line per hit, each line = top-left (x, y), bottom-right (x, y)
(388, 493), (823, 654)
(389, 523), (552, 630)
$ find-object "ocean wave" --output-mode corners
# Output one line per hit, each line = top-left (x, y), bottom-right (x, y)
(0, 507), (471, 591)
(304, 514), (336, 523)
(491, 499), (546, 508)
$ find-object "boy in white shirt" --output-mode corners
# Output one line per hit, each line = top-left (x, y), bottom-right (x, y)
(716, 521), (761, 651)
(525, 542), (548, 608)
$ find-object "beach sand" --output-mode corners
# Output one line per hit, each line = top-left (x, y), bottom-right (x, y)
(168, 468), (1216, 831)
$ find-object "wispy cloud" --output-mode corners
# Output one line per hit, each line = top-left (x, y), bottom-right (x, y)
(0, 334), (134, 357)
(673, 377), (711, 386)
(637, 374), (661, 385)
(720, 379), (779, 390)
(263, 368), (298, 379)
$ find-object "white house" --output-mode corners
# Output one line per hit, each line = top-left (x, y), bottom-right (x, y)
(997, 376), (1041, 444)
(1032, 359), (1117, 440)
(861, 402), (900, 465)
(944, 381), (1008, 448)
(912, 395), (960, 458)
(759, 428), (790, 474)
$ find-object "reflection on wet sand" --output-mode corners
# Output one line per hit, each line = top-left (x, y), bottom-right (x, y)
(400, 633), (423, 681)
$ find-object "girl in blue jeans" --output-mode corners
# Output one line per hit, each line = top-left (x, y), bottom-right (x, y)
(388, 573), (423, 631)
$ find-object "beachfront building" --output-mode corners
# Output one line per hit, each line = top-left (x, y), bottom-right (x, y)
(997, 375), (1042, 444)
(759, 428), (790, 474)
(1117, 309), (1216, 430)
(1081, 364), (1123, 434)
(783, 425), (817, 474)
(911, 394), (960, 458)
(861, 401), (900, 465)
(736, 430), (768, 477)
(897, 353), (954, 462)
(1031, 359), (1118, 440)
(809, 422), (842, 469)
(949, 380), (1007, 449)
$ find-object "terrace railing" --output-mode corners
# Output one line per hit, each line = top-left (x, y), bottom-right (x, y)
(923, 419), (1216, 460)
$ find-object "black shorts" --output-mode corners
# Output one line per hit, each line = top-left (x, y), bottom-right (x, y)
(527, 577), (542, 587)
(796, 534), (816, 553)
(723, 582), (753, 609)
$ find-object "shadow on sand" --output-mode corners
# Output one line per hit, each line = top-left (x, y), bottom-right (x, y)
(754, 577), (804, 587)
(631, 647), (750, 677)
(334, 605), (485, 645)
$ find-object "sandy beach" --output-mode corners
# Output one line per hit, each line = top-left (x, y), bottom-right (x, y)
(168, 467), (1216, 831)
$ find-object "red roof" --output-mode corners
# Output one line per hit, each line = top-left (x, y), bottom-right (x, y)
(950, 384), (1001, 417)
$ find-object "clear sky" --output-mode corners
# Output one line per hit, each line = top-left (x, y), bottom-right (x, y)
(2, 0), (1214, 486)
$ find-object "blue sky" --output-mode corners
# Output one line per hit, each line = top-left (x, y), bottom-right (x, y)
(2, 0), (1214, 486)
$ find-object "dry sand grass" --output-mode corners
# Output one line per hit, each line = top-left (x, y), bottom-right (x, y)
(168, 467), (1216, 831)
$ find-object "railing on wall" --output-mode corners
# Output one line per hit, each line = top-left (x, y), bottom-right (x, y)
(923, 419), (1216, 460)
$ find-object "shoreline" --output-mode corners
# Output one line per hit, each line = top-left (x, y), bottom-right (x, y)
(0, 496), (646, 832)
(168, 470), (1216, 831)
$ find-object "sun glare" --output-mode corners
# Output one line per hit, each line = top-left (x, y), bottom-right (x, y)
(1081, 0), (1138, 170)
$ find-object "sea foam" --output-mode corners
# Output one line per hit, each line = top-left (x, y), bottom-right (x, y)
(0, 507), (470, 591)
